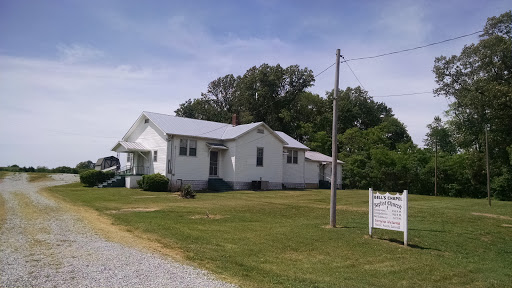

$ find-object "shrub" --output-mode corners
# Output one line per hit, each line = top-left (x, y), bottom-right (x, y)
(492, 169), (512, 201)
(180, 184), (196, 199)
(52, 166), (78, 174)
(137, 177), (144, 189)
(104, 171), (115, 180)
(79, 170), (114, 187)
(139, 173), (169, 192)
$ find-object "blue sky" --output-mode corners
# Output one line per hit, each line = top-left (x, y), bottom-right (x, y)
(0, 0), (509, 168)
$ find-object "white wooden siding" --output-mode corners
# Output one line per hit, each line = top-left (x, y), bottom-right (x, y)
(172, 137), (210, 181)
(125, 118), (167, 175)
(233, 126), (283, 183)
(304, 161), (342, 186)
(282, 150), (306, 184)
(324, 163), (343, 185)
(220, 140), (236, 182)
(304, 160), (320, 184)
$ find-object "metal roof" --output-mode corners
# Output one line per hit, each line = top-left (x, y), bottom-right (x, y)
(305, 151), (343, 164)
(221, 122), (263, 139)
(275, 131), (310, 150)
(95, 156), (119, 165)
(112, 141), (150, 152)
(142, 112), (287, 144)
(145, 111), (230, 139)
(206, 142), (229, 150)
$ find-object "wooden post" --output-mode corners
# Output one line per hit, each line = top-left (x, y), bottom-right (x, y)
(369, 188), (373, 237)
(485, 127), (491, 207)
(403, 190), (408, 247)
(435, 139), (437, 197)
(330, 49), (341, 228)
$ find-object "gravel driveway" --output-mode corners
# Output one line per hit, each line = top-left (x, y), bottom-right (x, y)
(0, 173), (236, 288)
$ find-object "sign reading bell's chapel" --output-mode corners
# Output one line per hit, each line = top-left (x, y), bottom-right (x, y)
(369, 188), (408, 246)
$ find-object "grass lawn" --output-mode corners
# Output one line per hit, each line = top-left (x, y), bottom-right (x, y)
(0, 171), (10, 180)
(27, 172), (53, 182)
(47, 183), (512, 287)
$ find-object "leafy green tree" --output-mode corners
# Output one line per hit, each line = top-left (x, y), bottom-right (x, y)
(75, 160), (95, 171)
(424, 116), (457, 154)
(326, 87), (394, 135)
(433, 11), (511, 161)
(53, 166), (78, 174)
(339, 117), (416, 191)
(175, 74), (241, 123)
(236, 64), (315, 131)
(175, 64), (315, 133)
(306, 131), (332, 156)
(35, 166), (50, 173)
(433, 11), (511, 200)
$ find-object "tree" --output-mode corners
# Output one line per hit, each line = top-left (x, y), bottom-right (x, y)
(75, 160), (95, 171)
(424, 116), (457, 154)
(433, 11), (511, 160)
(175, 74), (241, 123)
(326, 87), (394, 135)
(236, 64), (315, 130)
(433, 11), (512, 200)
(339, 117), (416, 191)
(175, 63), (316, 134)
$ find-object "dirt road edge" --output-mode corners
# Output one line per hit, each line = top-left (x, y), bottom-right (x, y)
(40, 188), (189, 263)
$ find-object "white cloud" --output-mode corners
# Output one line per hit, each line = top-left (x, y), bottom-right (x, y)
(57, 43), (105, 63)
(0, 55), (204, 167)
(1, 4), (472, 167)
(377, 0), (433, 45)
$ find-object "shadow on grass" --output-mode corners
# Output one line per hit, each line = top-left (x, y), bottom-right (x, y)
(321, 225), (357, 229)
(410, 228), (447, 233)
(371, 236), (440, 251)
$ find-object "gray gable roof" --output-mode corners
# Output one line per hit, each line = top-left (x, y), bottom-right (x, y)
(139, 112), (289, 144)
(275, 131), (310, 150)
(305, 151), (343, 164)
(145, 111), (230, 139)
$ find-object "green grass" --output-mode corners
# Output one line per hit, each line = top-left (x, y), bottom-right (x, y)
(27, 172), (52, 182)
(47, 183), (512, 287)
(0, 171), (10, 180)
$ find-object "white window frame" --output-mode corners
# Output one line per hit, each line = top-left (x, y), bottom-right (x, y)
(179, 139), (188, 156)
(153, 150), (158, 162)
(179, 139), (197, 157)
(256, 147), (264, 167)
(189, 140), (197, 156)
(286, 149), (298, 164)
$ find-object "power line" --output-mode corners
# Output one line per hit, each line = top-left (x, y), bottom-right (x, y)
(314, 30), (482, 78)
(344, 30), (482, 62)
(342, 56), (366, 90)
(314, 62), (336, 78)
(342, 56), (433, 99)
(372, 91), (433, 98)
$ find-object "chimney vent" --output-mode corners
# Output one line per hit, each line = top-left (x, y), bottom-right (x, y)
(232, 114), (237, 126)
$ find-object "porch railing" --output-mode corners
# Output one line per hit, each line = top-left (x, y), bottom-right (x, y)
(117, 165), (150, 176)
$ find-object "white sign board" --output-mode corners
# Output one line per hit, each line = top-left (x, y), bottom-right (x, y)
(369, 189), (408, 246)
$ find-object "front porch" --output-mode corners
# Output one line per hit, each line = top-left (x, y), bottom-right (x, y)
(112, 141), (153, 188)
(118, 165), (150, 176)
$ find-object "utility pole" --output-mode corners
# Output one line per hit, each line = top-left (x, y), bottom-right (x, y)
(435, 138), (437, 197)
(485, 125), (491, 206)
(330, 49), (341, 228)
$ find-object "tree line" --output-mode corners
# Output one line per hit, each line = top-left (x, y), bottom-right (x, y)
(175, 11), (512, 200)
(1, 160), (96, 175)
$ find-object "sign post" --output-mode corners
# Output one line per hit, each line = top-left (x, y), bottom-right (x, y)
(369, 189), (408, 246)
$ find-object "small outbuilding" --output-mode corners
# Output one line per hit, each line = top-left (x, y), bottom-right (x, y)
(95, 156), (120, 171)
